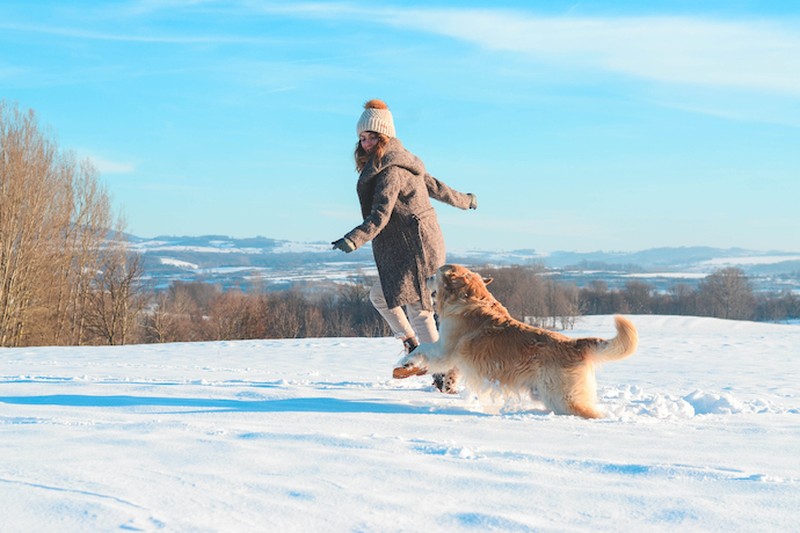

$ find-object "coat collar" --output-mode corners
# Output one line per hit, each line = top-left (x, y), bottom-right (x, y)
(360, 138), (426, 181)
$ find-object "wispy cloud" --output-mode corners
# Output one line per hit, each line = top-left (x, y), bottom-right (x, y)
(261, 4), (800, 96)
(88, 155), (136, 175)
(15, 2), (797, 96)
(395, 11), (800, 96)
(0, 21), (266, 44)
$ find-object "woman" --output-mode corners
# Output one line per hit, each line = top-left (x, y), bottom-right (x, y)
(332, 99), (476, 390)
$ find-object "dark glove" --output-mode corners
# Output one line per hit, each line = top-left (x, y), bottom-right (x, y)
(332, 237), (356, 253)
(467, 193), (478, 210)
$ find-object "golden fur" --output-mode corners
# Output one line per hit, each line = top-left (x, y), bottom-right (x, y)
(393, 264), (639, 418)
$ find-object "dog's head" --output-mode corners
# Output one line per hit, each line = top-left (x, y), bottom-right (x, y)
(434, 264), (493, 311)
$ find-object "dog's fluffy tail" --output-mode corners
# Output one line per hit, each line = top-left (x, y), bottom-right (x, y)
(591, 315), (638, 363)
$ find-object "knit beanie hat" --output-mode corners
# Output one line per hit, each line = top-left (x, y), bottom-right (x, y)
(356, 99), (396, 138)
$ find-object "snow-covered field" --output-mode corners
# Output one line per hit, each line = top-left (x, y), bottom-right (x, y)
(2, 315), (798, 532)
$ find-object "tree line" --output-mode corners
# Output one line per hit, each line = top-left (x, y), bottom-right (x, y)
(113, 264), (800, 345)
(3, 101), (798, 347)
(578, 267), (799, 322)
(139, 278), (391, 343)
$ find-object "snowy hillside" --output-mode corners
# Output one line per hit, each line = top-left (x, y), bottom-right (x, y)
(2, 315), (798, 531)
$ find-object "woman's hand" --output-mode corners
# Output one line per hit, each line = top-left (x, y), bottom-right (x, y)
(331, 237), (356, 253)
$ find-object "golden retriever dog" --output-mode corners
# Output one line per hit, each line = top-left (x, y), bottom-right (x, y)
(393, 264), (638, 419)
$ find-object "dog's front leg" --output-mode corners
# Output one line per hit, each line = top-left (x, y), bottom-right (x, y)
(392, 341), (443, 379)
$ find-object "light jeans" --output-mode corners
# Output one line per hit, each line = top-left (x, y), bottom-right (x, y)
(369, 278), (439, 343)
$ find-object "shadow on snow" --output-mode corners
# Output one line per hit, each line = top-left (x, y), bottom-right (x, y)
(0, 394), (483, 416)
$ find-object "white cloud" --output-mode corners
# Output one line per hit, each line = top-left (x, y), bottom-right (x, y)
(89, 155), (135, 174)
(264, 4), (800, 96)
(388, 10), (800, 96)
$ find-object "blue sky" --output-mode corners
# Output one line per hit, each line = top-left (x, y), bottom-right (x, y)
(2, 1), (799, 253)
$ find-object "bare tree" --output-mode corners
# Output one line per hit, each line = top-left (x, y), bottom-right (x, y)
(51, 156), (112, 345)
(546, 279), (579, 329)
(1, 102), (62, 345)
(142, 290), (178, 343)
(579, 280), (629, 316)
(143, 282), (219, 342)
(328, 281), (387, 337)
(207, 289), (253, 340)
(696, 267), (755, 320)
(83, 227), (146, 345)
(622, 280), (653, 314)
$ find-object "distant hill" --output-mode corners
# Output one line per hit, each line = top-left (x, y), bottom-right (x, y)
(127, 234), (800, 293)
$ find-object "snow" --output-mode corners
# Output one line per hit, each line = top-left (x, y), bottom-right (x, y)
(132, 238), (334, 256)
(701, 255), (800, 267)
(270, 241), (332, 254)
(131, 242), (264, 255)
(158, 258), (199, 270)
(1, 315), (798, 531)
(624, 272), (709, 280)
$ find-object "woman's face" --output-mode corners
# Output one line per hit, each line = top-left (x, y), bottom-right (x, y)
(359, 131), (379, 153)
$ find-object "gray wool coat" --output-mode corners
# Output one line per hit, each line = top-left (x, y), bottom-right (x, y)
(345, 138), (473, 310)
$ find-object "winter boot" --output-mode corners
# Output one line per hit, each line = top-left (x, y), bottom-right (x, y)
(393, 337), (426, 379)
(403, 336), (419, 353)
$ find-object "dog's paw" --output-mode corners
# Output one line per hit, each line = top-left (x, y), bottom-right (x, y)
(392, 354), (428, 379)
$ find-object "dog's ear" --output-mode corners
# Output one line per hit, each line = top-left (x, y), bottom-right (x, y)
(443, 269), (466, 289)
(483, 277), (493, 286)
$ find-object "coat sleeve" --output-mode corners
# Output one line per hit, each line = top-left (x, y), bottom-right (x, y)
(344, 168), (404, 248)
(424, 173), (473, 210)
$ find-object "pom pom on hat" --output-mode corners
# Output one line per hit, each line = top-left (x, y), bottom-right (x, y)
(357, 99), (396, 138)
(363, 99), (388, 110)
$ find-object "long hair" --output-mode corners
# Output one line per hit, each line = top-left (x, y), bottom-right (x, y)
(354, 133), (390, 173)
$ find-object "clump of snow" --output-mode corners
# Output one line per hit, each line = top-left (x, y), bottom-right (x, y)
(1, 315), (798, 531)
(683, 390), (745, 415)
(158, 257), (199, 270)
